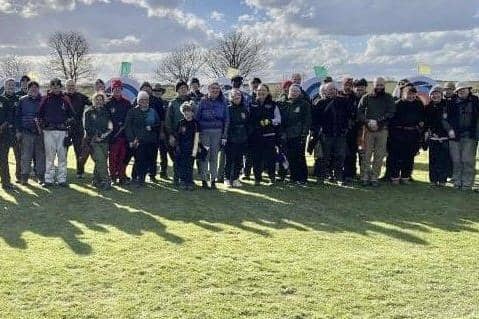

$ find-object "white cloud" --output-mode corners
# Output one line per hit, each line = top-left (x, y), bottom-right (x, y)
(120, 0), (216, 37)
(105, 35), (141, 48)
(245, 0), (479, 35)
(0, 0), (108, 17)
(210, 10), (224, 21)
(238, 14), (255, 22)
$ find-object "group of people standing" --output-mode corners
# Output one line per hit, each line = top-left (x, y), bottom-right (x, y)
(0, 73), (477, 192)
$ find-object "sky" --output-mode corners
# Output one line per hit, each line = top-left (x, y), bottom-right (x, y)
(0, 0), (478, 83)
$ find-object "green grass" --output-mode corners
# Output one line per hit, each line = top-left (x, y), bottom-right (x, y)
(1, 150), (479, 318)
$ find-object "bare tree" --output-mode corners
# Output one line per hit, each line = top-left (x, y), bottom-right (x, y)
(155, 44), (205, 83)
(0, 55), (30, 79)
(205, 31), (266, 78)
(46, 31), (95, 82)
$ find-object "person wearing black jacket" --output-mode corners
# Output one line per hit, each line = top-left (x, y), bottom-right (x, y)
(312, 82), (354, 184)
(389, 87), (425, 184)
(125, 90), (160, 187)
(424, 86), (450, 186)
(444, 82), (479, 190)
(188, 78), (204, 104)
(130, 81), (163, 182)
(249, 84), (281, 186)
(15, 75), (30, 99)
(38, 78), (75, 187)
(340, 78), (366, 184)
(1, 78), (21, 183)
(65, 79), (92, 178)
(152, 83), (169, 179)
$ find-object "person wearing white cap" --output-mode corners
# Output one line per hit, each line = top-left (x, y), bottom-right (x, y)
(424, 85), (450, 186)
(444, 82), (479, 190)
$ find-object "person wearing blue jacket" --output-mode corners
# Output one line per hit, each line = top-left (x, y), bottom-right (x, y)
(15, 81), (45, 185)
(196, 82), (229, 190)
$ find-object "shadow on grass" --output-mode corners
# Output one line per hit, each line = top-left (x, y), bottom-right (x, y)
(1, 165), (478, 255)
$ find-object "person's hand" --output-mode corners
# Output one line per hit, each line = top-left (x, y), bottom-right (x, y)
(221, 138), (227, 146)
(368, 119), (378, 131)
(448, 130), (456, 139)
(192, 150), (197, 157)
(169, 135), (176, 146)
(15, 132), (22, 141)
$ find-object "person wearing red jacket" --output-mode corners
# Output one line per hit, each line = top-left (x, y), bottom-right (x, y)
(105, 79), (131, 185)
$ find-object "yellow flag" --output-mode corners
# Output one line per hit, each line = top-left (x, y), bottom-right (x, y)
(27, 71), (39, 81)
(417, 63), (431, 75)
(227, 67), (239, 79)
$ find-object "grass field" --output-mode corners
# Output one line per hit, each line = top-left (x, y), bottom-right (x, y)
(1, 150), (479, 318)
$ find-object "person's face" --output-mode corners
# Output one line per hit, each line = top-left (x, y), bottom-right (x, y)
(95, 82), (105, 92)
(251, 82), (259, 91)
(292, 74), (301, 85)
(354, 86), (367, 97)
(66, 82), (76, 94)
(288, 86), (301, 99)
(28, 85), (39, 97)
(457, 88), (469, 99)
(183, 110), (194, 120)
(373, 80), (385, 90)
(431, 91), (442, 102)
(257, 85), (268, 100)
(231, 91), (242, 105)
(178, 85), (188, 96)
(94, 95), (105, 107)
(343, 82), (353, 93)
(112, 87), (122, 98)
(4, 80), (15, 94)
(138, 97), (149, 108)
(404, 90), (417, 102)
(142, 86), (152, 95)
(443, 88), (454, 97)
(191, 82), (199, 91)
(325, 86), (337, 98)
(50, 82), (62, 94)
(21, 80), (28, 91)
(208, 84), (220, 98)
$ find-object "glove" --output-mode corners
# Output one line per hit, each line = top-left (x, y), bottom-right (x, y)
(448, 130), (456, 139)
(169, 135), (176, 147)
(63, 135), (73, 147)
(367, 119), (378, 131)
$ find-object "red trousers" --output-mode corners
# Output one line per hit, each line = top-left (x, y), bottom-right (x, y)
(109, 137), (127, 179)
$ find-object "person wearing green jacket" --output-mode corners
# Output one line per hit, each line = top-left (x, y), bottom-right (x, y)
(125, 90), (160, 187)
(83, 92), (113, 190)
(357, 77), (396, 187)
(283, 84), (311, 184)
(165, 80), (192, 185)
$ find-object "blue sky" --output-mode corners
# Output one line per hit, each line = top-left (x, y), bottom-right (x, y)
(0, 0), (478, 82)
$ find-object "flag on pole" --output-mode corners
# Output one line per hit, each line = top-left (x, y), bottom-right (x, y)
(417, 63), (431, 75)
(313, 66), (328, 78)
(120, 62), (132, 76)
(26, 71), (39, 81)
(226, 67), (240, 79)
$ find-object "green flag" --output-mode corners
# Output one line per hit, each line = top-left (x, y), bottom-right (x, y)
(314, 66), (328, 78)
(120, 62), (132, 76)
